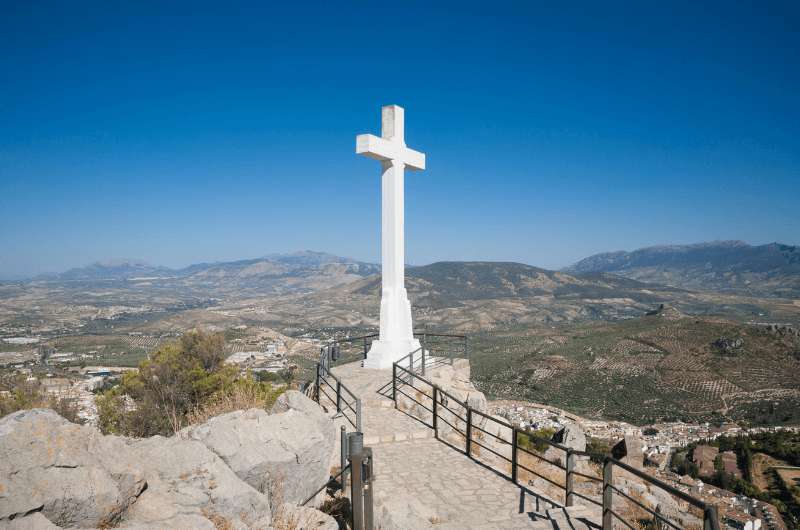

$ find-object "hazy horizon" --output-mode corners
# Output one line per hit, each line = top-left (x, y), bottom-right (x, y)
(2, 3), (798, 279)
(2, 238), (796, 281)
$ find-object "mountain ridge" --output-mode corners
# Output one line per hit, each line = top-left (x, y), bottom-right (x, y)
(566, 241), (800, 298)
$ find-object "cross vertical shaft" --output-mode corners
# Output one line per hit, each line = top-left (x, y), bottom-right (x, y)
(356, 105), (425, 368)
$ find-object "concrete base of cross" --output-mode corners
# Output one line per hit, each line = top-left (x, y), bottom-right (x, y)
(362, 338), (421, 370)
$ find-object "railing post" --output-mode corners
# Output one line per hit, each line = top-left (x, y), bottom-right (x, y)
(363, 447), (374, 530)
(432, 386), (438, 437)
(466, 408), (472, 456)
(363, 336), (367, 359)
(349, 433), (364, 530)
(421, 344), (426, 376)
(315, 363), (320, 403)
(511, 427), (518, 483)
(602, 459), (613, 530)
(566, 449), (575, 507)
(392, 364), (397, 407)
(704, 504), (719, 530)
(340, 426), (348, 492)
(336, 380), (342, 412)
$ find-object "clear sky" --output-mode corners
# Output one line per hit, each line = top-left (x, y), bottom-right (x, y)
(1, 1), (798, 279)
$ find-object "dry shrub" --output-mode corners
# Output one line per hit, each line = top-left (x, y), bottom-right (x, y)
(201, 508), (234, 530)
(186, 376), (284, 426)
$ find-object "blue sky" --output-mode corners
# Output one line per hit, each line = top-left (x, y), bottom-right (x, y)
(1, 1), (798, 279)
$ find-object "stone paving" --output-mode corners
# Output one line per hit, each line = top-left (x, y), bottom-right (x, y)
(329, 361), (575, 530)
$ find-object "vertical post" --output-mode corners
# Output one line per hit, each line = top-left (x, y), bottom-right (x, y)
(703, 505), (719, 530)
(340, 426), (348, 492)
(315, 364), (320, 403)
(349, 433), (365, 530)
(363, 336), (367, 359)
(511, 427), (518, 483)
(363, 447), (374, 530)
(466, 408), (473, 456)
(336, 380), (342, 412)
(602, 459), (613, 530)
(392, 364), (397, 407)
(566, 449), (575, 507)
(432, 386), (438, 436)
(421, 344), (426, 376)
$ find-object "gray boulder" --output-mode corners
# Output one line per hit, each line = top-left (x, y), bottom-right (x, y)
(183, 399), (335, 504)
(0, 409), (272, 529)
(552, 423), (586, 452)
(0, 409), (146, 528)
(123, 435), (272, 529)
(612, 434), (645, 470)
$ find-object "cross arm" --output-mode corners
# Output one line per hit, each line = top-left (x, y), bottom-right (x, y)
(356, 134), (425, 171)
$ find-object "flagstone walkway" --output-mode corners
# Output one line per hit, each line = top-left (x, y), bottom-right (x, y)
(329, 361), (570, 530)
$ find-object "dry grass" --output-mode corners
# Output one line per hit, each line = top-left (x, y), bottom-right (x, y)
(201, 508), (234, 530)
(186, 379), (284, 426)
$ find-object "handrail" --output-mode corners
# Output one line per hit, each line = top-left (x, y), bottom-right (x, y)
(315, 361), (362, 431)
(606, 456), (707, 510)
(301, 463), (351, 506)
(390, 351), (721, 530)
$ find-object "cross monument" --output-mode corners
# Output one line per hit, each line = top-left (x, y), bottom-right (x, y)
(356, 105), (425, 369)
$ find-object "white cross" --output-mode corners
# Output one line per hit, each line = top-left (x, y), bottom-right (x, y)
(356, 105), (426, 171)
(356, 105), (425, 369)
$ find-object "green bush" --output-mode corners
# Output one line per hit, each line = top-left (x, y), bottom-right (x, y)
(97, 330), (283, 437)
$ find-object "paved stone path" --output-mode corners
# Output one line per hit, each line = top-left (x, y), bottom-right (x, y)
(328, 361), (592, 530)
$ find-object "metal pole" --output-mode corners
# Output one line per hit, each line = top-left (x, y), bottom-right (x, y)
(566, 449), (575, 507)
(340, 426), (348, 492)
(432, 387), (438, 436)
(466, 408), (472, 456)
(363, 336), (367, 358)
(602, 459), (613, 530)
(704, 505), (719, 530)
(363, 447), (374, 530)
(315, 364), (320, 403)
(511, 427), (518, 483)
(349, 433), (364, 530)
(336, 380), (342, 412)
(392, 364), (397, 406)
(421, 340), (426, 376)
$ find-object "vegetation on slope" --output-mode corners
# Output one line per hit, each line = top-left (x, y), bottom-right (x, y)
(97, 330), (284, 436)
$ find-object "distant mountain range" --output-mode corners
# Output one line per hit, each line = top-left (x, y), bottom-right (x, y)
(28, 251), (380, 297)
(566, 241), (800, 298)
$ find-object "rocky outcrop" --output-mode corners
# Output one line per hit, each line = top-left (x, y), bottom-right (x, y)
(611, 434), (645, 470)
(0, 409), (147, 528)
(183, 391), (335, 504)
(0, 395), (337, 529)
(552, 424), (586, 452)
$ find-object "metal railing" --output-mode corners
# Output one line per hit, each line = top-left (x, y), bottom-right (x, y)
(314, 361), (362, 431)
(390, 355), (721, 530)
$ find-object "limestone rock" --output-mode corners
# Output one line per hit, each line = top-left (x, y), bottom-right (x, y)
(0, 409), (146, 528)
(182, 404), (335, 504)
(552, 423), (586, 452)
(123, 435), (272, 529)
(0, 408), (274, 529)
(611, 434), (644, 470)
(0, 512), (60, 530)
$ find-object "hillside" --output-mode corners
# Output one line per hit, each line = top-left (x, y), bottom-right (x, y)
(261, 261), (786, 332)
(566, 241), (800, 298)
(471, 308), (800, 426)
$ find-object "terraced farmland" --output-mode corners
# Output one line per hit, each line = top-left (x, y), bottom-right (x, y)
(470, 309), (800, 426)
